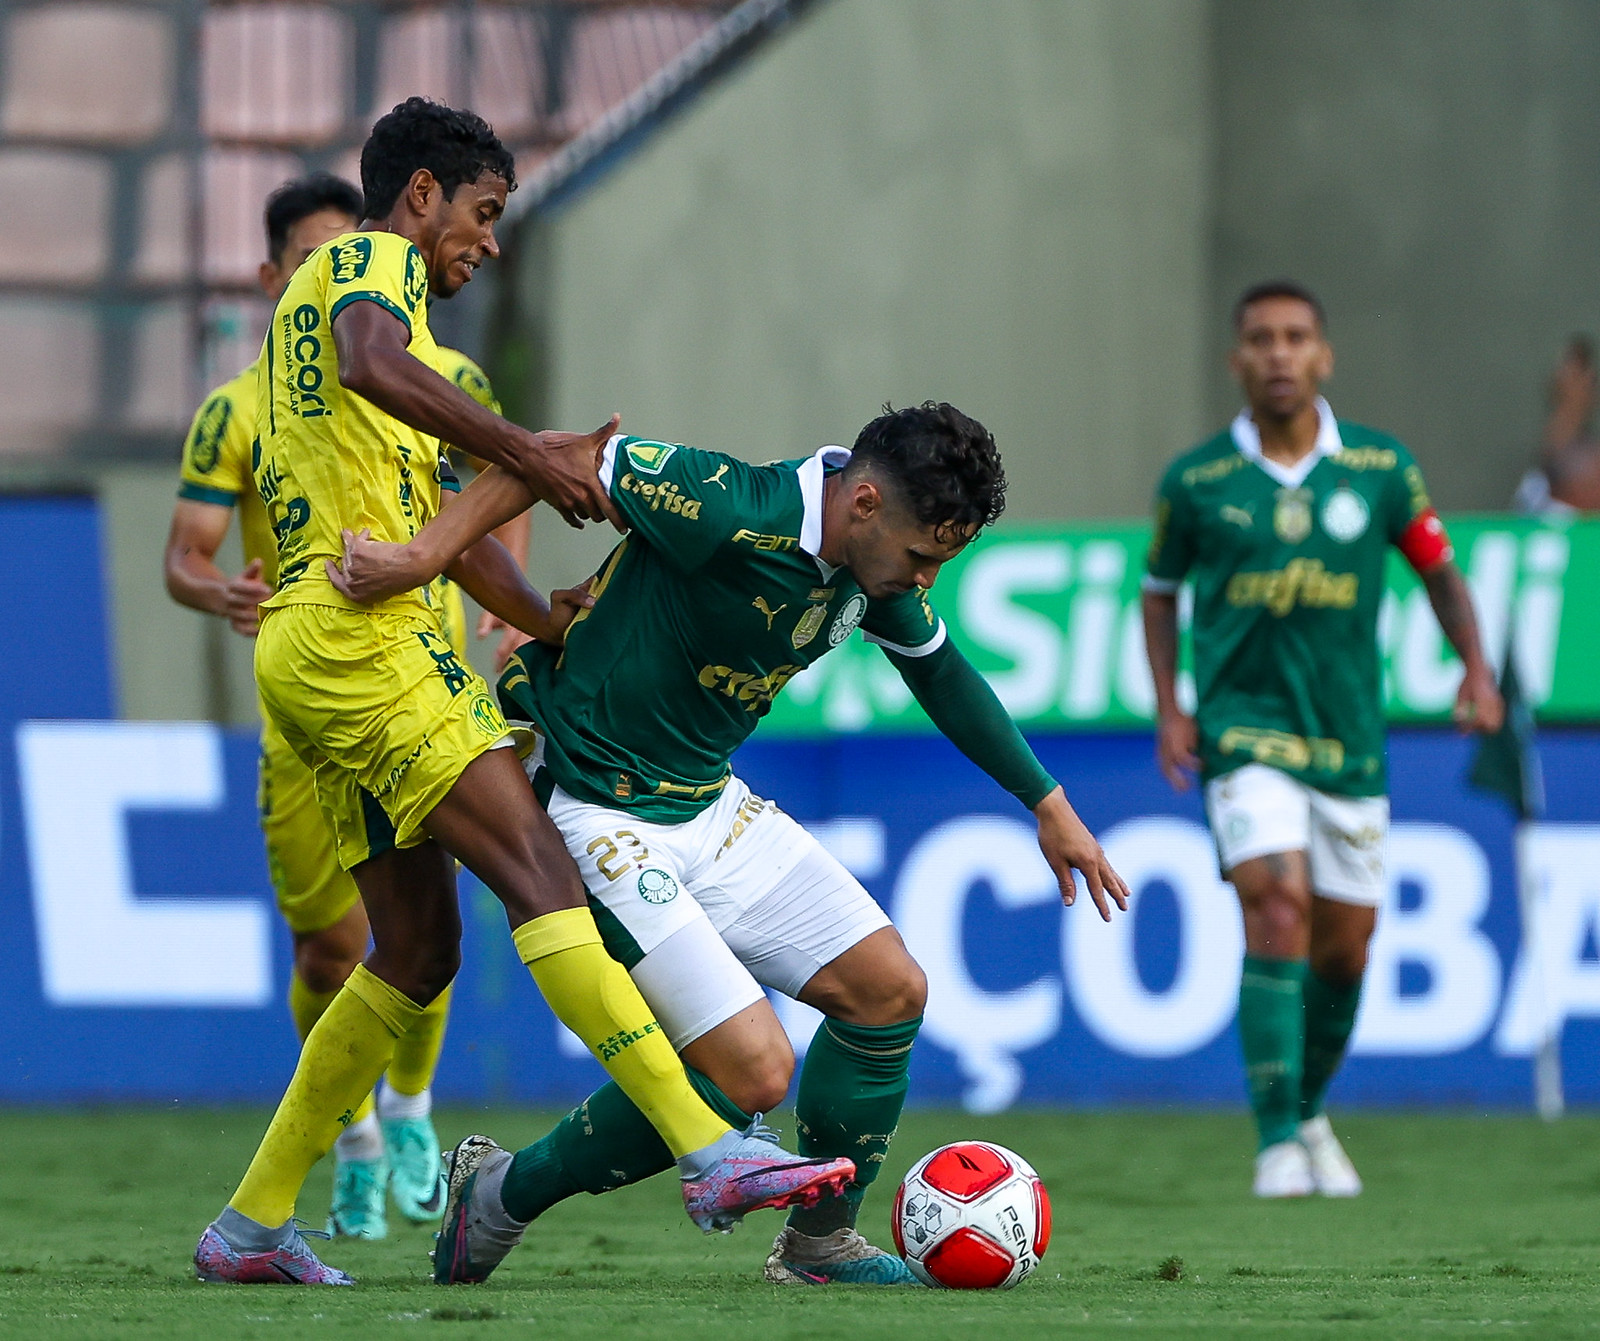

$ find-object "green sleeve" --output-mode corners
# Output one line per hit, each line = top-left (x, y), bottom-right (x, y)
(601, 436), (760, 571)
(1144, 460), (1196, 589)
(882, 638), (1058, 809)
(1387, 442), (1434, 542)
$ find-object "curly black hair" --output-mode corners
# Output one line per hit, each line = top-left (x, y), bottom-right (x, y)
(846, 402), (1007, 543)
(360, 96), (516, 220)
(263, 172), (362, 264)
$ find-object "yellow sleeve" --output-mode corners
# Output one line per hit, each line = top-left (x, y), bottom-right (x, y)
(177, 377), (253, 507)
(326, 232), (429, 334)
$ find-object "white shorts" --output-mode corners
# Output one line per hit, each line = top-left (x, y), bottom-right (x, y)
(529, 747), (890, 1050)
(1204, 763), (1389, 906)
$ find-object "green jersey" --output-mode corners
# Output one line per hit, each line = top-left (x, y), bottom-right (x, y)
(500, 438), (946, 822)
(1144, 400), (1444, 797)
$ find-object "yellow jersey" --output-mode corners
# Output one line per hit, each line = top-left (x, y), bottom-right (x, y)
(178, 359), (281, 585)
(255, 230), (457, 621)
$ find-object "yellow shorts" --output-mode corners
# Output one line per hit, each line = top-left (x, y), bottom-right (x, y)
(258, 713), (362, 934)
(256, 602), (509, 871)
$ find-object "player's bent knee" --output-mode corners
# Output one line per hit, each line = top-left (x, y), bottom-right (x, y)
(721, 1053), (794, 1116)
(293, 933), (363, 995)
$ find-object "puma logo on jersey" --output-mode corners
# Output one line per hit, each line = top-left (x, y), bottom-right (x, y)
(753, 597), (787, 630)
(1220, 504), (1254, 528)
(703, 463), (730, 488)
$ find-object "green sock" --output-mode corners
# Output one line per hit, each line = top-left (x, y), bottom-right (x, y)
(1300, 970), (1363, 1121)
(499, 1068), (749, 1223)
(787, 1016), (920, 1237)
(1238, 957), (1307, 1151)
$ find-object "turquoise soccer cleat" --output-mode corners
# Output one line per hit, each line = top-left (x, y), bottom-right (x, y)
(764, 1226), (920, 1285)
(327, 1156), (389, 1240)
(384, 1115), (446, 1222)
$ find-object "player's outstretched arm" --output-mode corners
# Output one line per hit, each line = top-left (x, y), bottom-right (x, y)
(1140, 588), (1198, 790)
(327, 428), (610, 603)
(164, 500), (273, 636)
(444, 535), (594, 645)
(1420, 562), (1505, 733)
(884, 639), (1130, 920)
(333, 300), (620, 528)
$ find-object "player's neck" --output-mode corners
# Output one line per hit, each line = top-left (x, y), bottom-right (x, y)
(1251, 401), (1321, 466)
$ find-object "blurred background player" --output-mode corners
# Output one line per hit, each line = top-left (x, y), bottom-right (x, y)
(329, 403), (1130, 1287)
(163, 172), (503, 1241)
(1141, 281), (1504, 1198)
(1515, 335), (1600, 514)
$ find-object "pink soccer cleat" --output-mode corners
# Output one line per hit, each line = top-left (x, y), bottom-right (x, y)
(194, 1221), (354, 1285)
(680, 1120), (855, 1234)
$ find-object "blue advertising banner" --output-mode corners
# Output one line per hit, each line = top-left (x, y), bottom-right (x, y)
(3, 496), (1599, 1113)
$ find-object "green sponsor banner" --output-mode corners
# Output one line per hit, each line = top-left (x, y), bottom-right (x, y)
(763, 514), (1598, 736)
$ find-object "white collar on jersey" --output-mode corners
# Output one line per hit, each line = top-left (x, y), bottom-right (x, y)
(1230, 396), (1343, 488)
(797, 443), (851, 576)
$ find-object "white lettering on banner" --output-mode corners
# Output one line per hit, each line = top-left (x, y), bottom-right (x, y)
(1351, 824), (1500, 1055)
(893, 815), (1062, 1113)
(1063, 818), (1243, 1057)
(1062, 542), (1125, 718)
(1513, 533), (1568, 704)
(958, 542), (1071, 718)
(1496, 825), (1600, 1056)
(16, 720), (271, 1007)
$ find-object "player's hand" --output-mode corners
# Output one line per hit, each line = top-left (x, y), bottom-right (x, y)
(1034, 786), (1130, 922)
(1454, 664), (1505, 734)
(540, 579), (596, 648)
(513, 414), (624, 531)
(224, 557), (273, 637)
(326, 527), (427, 604)
(478, 610), (537, 669)
(1156, 709), (1199, 791)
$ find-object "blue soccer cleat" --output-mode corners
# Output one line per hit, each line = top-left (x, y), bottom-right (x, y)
(327, 1156), (389, 1240)
(764, 1226), (920, 1285)
(384, 1116), (446, 1222)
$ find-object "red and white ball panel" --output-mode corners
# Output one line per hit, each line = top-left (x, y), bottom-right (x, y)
(891, 1140), (1052, 1290)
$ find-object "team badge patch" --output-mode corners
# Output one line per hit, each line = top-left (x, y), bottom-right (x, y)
(637, 868), (679, 904)
(1320, 487), (1370, 543)
(1273, 488), (1312, 544)
(470, 693), (503, 737)
(624, 441), (678, 475)
(829, 592), (868, 647)
(791, 604), (828, 649)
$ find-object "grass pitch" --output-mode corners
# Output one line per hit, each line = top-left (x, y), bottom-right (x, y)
(0, 1106), (1597, 1339)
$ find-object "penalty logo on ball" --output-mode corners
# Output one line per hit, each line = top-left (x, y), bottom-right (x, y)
(637, 868), (678, 904)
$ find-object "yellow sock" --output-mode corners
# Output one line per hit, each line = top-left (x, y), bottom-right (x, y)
(513, 909), (728, 1159)
(230, 965), (421, 1226)
(287, 972), (339, 1044)
(386, 982), (452, 1097)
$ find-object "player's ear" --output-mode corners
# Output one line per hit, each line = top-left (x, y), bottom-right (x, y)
(406, 168), (437, 215)
(1318, 340), (1334, 381)
(257, 260), (279, 296)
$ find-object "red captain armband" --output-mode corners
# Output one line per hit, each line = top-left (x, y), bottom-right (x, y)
(1397, 507), (1454, 573)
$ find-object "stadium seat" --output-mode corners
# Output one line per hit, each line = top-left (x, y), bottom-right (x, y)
(204, 147), (304, 285)
(122, 301), (195, 432)
(0, 300), (98, 454)
(557, 7), (715, 138)
(1, 4), (171, 144)
(133, 154), (191, 286)
(0, 150), (110, 284)
(202, 5), (349, 146)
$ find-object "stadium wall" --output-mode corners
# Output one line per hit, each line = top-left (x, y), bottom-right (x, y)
(5, 496), (1600, 1112)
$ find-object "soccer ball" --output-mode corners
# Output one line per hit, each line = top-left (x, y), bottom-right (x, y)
(891, 1141), (1052, 1289)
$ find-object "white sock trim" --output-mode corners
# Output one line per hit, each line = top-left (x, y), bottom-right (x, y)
(333, 1111), (385, 1163)
(378, 1080), (432, 1122)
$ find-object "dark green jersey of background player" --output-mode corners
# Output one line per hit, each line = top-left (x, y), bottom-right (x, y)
(1144, 400), (1454, 797)
(500, 437), (945, 821)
